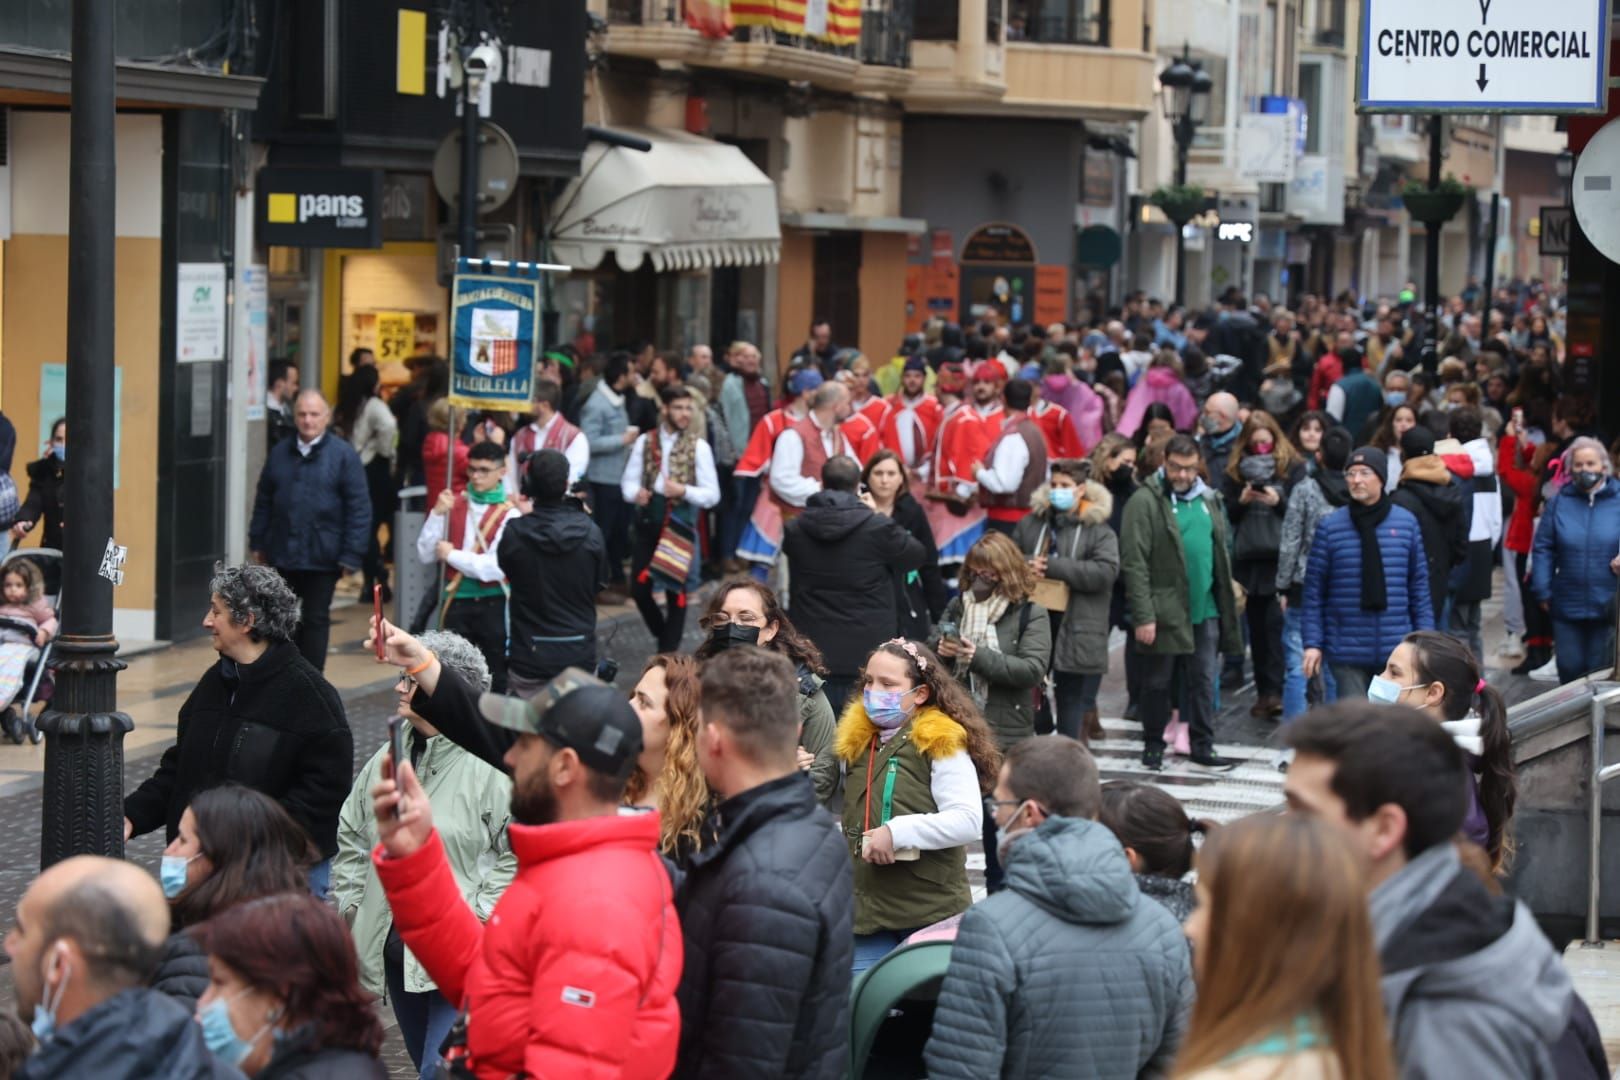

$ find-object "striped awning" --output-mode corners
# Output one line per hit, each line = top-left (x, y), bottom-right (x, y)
(549, 126), (781, 274)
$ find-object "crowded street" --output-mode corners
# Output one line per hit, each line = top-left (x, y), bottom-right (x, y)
(6, 0), (1620, 1077)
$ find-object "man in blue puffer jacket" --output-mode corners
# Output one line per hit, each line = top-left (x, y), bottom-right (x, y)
(249, 389), (371, 671)
(1302, 446), (1433, 700)
(1531, 437), (1620, 684)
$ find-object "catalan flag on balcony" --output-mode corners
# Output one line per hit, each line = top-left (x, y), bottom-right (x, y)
(731, 0), (862, 45)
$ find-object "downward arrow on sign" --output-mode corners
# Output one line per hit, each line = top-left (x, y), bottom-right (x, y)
(1477, 63), (1489, 91)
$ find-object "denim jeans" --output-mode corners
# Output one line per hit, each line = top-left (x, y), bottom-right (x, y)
(1052, 671), (1102, 740)
(852, 928), (920, 975)
(386, 944), (461, 1080)
(1554, 618), (1616, 685)
(1141, 618), (1220, 756)
(1282, 607), (1337, 720)
(1447, 599), (1484, 665)
(306, 858), (331, 899)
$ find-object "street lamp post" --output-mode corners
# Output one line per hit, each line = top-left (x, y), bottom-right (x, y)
(1159, 45), (1213, 305)
(39, 0), (132, 869)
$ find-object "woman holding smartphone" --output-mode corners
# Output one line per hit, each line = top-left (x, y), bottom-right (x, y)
(835, 638), (1000, 974)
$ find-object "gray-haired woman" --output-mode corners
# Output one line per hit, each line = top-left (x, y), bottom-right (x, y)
(124, 564), (354, 897)
(332, 631), (515, 1080)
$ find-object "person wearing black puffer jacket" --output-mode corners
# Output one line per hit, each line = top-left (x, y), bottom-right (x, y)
(783, 454), (925, 716)
(124, 565), (352, 898)
(1391, 425), (1470, 625)
(675, 647), (854, 1080)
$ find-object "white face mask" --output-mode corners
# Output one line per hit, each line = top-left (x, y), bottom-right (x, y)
(1367, 675), (1425, 705)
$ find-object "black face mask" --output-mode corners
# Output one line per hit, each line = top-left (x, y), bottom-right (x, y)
(707, 623), (762, 652)
(1111, 463), (1135, 487)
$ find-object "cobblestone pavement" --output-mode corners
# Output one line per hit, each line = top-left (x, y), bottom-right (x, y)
(0, 580), (1550, 1074)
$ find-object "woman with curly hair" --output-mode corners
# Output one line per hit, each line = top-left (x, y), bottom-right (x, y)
(931, 531), (1049, 892)
(193, 892), (386, 1077)
(695, 578), (840, 807)
(835, 638), (1001, 972)
(625, 653), (715, 865)
(124, 564), (353, 899)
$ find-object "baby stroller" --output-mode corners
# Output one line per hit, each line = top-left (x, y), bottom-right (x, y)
(1, 548), (62, 745)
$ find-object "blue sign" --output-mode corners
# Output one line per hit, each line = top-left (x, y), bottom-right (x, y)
(449, 259), (541, 412)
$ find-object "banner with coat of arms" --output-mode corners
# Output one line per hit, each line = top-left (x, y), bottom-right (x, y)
(448, 259), (541, 411)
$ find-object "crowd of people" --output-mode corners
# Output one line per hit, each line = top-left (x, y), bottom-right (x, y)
(2, 277), (1616, 1079)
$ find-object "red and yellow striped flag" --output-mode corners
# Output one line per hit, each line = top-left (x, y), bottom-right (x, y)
(730, 0), (862, 45)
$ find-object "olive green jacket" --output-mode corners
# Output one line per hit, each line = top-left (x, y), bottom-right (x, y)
(932, 596), (1051, 750)
(1119, 472), (1242, 656)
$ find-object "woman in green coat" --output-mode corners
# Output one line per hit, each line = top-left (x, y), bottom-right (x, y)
(931, 531), (1050, 892)
(332, 631), (515, 1080)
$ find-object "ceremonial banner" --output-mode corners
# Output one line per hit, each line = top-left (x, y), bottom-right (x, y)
(448, 259), (540, 411)
(732, 0), (860, 44)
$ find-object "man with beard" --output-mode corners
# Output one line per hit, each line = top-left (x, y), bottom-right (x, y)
(1119, 435), (1242, 773)
(369, 648), (682, 1079)
(881, 356), (943, 484)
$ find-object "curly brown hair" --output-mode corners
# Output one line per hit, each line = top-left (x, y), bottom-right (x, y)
(695, 578), (827, 676)
(859, 639), (1002, 794)
(623, 654), (713, 858)
(963, 532), (1037, 603)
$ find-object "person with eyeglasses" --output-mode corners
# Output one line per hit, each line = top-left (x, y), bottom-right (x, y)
(416, 440), (517, 691)
(1119, 433), (1243, 773)
(332, 630), (514, 1080)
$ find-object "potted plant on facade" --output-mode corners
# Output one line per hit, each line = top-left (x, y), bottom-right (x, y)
(1150, 183), (1207, 227)
(1401, 176), (1470, 225)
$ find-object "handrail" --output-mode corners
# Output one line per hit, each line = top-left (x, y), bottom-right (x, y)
(1587, 684), (1620, 944)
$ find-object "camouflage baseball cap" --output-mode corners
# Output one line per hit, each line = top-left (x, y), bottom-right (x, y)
(478, 668), (643, 778)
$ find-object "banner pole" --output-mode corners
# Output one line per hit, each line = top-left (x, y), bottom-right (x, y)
(438, 403), (455, 626)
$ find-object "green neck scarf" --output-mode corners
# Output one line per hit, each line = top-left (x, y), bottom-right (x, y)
(467, 485), (507, 506)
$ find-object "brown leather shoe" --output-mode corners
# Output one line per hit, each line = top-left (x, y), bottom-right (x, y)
(1083, 708), (1105, 744)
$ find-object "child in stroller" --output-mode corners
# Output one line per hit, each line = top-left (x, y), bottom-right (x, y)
(0, 559), (56, 741)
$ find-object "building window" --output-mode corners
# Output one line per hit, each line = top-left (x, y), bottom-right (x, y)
(914, 0), (961, 40)
(1008, 0), (1107, 44)
(1299, 62), (1322, 155)
(1314, 0), (1345, 45)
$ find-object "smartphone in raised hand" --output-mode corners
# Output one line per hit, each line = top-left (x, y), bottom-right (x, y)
(373, 585), (386, 661)
(387, 716), (408, 819)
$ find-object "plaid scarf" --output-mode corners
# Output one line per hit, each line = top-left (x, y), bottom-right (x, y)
(958, 592), (1009, 707)
(643, 425), (698, 493)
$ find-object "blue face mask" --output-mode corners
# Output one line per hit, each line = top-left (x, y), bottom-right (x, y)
(49, 443), (64, 462)
(30, 948), (69, 1043)
(159, 853), (199, 899)
(1049, 487), (1077, 512)
(863, 687), (916, 729)
(198, 991), (275, 1066)
(1385, 391), (1406, 408)
(1367, 675), (1423, 705)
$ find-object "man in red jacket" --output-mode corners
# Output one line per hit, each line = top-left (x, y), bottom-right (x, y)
(370, 664), (682, 1079)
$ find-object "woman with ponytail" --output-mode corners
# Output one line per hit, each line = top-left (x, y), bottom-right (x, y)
(1372, 630), (1518, 871)
(835, 638), (1001, 973)
(1099, 781), (1216, 921)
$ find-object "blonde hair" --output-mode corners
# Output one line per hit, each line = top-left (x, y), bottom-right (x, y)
(1173, 815), (1394, 1079)
(964, 532), (1038, 603)
(1224, 409), (1299, 483)
(623, 654), (712, 857)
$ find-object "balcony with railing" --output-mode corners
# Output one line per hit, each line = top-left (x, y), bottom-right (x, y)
(603, 0), (914, 93)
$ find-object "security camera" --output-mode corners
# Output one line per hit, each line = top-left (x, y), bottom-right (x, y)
(465, 43), (503, 83)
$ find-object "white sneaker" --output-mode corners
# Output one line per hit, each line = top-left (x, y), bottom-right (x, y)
(1497, 631), (1525, 659)
(1529, 656), (1561, 682)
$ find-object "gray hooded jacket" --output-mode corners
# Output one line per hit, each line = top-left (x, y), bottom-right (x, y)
(1372, 842), (1572, 1080)
(924, 816), (1193, 1079)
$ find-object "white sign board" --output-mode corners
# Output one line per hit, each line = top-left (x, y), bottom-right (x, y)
(176, 262), (227, 363)
(235, 264), (269, 421)
(1572, 118), (1620, 263)
(1358, 0), (1610, 112)
(1237, 113), (1297, 183)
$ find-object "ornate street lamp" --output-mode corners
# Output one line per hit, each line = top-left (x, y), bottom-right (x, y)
(1158, 44), (1213, 303)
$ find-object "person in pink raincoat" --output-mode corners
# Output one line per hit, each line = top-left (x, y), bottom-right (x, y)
(1114, 350), (1199, 439)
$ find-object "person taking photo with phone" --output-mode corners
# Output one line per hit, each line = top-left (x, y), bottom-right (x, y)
(333, 630), (515, 1080)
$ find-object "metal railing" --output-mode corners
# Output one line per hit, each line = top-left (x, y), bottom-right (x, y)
(605, 0), (914, 67)
(1585, 683), (1620, 943)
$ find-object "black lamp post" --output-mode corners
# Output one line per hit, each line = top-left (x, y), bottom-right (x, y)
(1159, 45), (1213, 304)
(1556, 148), (1575, 206)
(39, 0), (132, 868)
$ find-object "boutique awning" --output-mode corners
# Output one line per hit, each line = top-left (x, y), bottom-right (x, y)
(549, 126), (781, 273)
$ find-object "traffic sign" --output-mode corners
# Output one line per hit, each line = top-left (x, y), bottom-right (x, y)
(1540, 206), (1572, 256)
(1358, 0), (1610, 113)
(1573, 118), (1620, 263)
